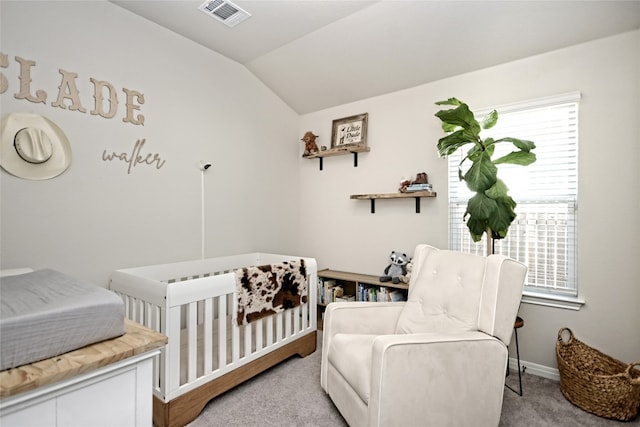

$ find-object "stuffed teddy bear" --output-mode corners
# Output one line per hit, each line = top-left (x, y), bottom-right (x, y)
(300, 131), (319, 157)
(380, 251), (410, 284)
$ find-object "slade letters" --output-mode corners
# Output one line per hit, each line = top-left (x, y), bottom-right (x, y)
(0, 53), (145, 126)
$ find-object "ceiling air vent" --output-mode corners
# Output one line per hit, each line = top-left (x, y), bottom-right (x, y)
(198, 0), (251, 28)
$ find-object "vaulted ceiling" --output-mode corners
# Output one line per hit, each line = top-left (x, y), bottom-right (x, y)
(111, 1), (640, 114)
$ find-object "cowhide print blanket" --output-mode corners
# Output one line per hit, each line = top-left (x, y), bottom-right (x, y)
(235, 259), (307, 325)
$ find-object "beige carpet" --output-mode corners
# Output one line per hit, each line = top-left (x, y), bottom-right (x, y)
(188, 333), (639, 427)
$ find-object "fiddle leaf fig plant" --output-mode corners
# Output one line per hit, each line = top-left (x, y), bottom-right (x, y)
(435, 97), (536, 244)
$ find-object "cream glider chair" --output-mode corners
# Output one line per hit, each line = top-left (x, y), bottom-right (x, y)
(321, 244), (527, 427)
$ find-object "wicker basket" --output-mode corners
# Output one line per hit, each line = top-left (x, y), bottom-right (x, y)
(556, 327), (640, 421)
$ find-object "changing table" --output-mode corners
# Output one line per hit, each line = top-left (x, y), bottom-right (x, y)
(0, 320), (167, 427)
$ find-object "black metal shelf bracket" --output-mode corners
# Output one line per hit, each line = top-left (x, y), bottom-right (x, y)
(367, 196), (422, 214)
(318, 153), (360, 171)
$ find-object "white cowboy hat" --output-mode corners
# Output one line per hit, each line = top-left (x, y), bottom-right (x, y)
(0, 113), (72, 180)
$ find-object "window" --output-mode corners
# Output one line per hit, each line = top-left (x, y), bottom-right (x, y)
(448, 93), (579, 297)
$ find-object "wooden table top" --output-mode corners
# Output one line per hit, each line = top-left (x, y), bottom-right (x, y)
(0, 319), (167, 398)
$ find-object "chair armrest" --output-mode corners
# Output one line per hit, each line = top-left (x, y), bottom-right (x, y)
(369, 332), (508, 427)
(324, 302), (405, 336)
(321, 302), (404, 391)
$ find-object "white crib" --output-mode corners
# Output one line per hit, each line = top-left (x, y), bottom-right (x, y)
(109, 252), (317, 427)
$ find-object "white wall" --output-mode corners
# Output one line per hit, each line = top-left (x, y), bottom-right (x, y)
(2, 1), (638, 372)
(299, 30), (640, 369)
(1, 1), (300, 286)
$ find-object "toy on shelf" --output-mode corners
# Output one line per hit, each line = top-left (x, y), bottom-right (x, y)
(399, 259), (413, 284)
(380, 251), (411, 284)
(301, 131), (319, 157)
(399, 172), (432, 193)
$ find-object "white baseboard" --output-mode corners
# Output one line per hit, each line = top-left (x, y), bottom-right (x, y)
(509, 357), (560, 381)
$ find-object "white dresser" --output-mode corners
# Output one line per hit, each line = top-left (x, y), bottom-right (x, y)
(0, 320), (166, 427)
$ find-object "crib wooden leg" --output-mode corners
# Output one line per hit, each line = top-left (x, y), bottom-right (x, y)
(153, 331), (317, 427)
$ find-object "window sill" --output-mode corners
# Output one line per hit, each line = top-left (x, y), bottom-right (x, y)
(521, 290), (585, 311)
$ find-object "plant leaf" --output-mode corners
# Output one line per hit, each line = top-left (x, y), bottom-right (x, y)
(463, 150), (497, 192)
(435, 103), (481, 136)
(494, 151), (537, 166)
(496, 137), (536, 152)
(483, 137), (496, 148)
(488, 197), (517, 238)
(482, 110), (498, 129)
(485, 179), (510, 200)
(464, 214), (488, 242)
(435, 98), (463, 106)
(467, 193), (498, 220)
(441, 122), (459, 133)
(465, 194), (497, 242)
(437, 130), (474, 157)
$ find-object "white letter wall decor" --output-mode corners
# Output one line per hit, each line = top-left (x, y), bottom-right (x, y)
(122, 88), (145, 126)
(1, 52), (145, 127)
(90, 78), (119, 119)
(14, 56), (47, 104)
(0, 53), (8, 94)
(1, 52), (166, 177)
(51, 69), (87, 113)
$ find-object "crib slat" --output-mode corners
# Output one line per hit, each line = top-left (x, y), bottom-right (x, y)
(145, 301), (151, 327)
(131, 298), (139, 323)
(153, 305), (161, 332)
(293, 306), (300, 334)
(276, 312), (283, 342)
(231, 296), (239, 363)
(244, 324), (251, 358)
(301, 303), (308, 331)
(203, 298), (213, 374)
(285, 310), (292, 338)
(217, 296), (226, 368)
(255, 318), (263, 352)
(187, 302), (197, 383)
(266, 316), (273, 346)
(138, 298), (146, 324)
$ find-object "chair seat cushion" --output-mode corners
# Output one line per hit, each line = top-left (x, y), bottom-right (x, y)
(328, 333), (378, 404)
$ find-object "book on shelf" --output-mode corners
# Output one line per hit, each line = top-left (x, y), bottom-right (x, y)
(319, 279), (337, 304)
(377, 286), (391, 302)
(358, 286), (378, 302)
(390, 290), (406, 302)
(319, 283), (354, 304)
(356, 284), (407, 302)
(405, 183), (433, 192)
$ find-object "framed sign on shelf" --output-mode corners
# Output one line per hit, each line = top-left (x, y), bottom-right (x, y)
(331, 113), (368, 149)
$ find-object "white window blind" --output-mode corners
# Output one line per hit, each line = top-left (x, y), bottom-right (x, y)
(448, 92), (579, 295)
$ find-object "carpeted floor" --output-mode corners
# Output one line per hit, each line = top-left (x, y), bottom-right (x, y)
(188, 333), (639, 427)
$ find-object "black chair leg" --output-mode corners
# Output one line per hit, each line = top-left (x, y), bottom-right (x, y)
(506, 328), (523, 396)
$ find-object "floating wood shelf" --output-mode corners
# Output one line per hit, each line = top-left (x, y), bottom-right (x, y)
(304, 146), (370, 170)
(350, 190), (437, 213)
